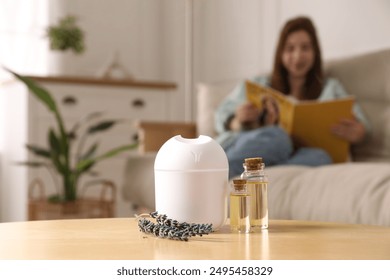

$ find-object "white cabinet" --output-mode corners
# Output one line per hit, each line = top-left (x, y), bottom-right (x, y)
(1, 76), (176, 221)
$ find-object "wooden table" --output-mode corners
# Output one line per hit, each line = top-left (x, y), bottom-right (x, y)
(0, 218), (389, 260)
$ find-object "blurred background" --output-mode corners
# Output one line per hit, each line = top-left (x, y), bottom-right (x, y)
(1, 0), (390, 222)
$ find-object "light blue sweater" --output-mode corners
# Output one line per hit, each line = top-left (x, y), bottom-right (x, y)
(215, 76), (371, 146)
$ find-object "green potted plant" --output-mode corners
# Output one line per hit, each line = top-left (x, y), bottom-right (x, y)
(6, 68), (137, 203)
(47, 15), (85, 54)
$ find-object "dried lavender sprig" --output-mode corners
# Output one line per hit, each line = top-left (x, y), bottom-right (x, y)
(136, 212), (213, 241)
(152, 212), (213, 235)
(138, 218), (202, 241)
(150, 211), (180, 227)
(138, 218), (189, 241)
(149, 211), (213, 232)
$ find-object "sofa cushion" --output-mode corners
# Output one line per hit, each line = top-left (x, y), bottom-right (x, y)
(267, 163), (390, 226)
(196, 81), (238, 137)
(326, 49), (390, 161)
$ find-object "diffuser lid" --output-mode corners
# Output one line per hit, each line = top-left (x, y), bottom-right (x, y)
(154, 135), (228, 171)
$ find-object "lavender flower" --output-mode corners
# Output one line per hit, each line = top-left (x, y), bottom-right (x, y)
(137, 211), (213, 242)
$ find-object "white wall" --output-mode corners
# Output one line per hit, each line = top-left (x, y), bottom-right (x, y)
(193, 0), (390, 84)
(277, 0), (390, 60)
(193, 0), (264, 83)
(0, 0), (174, 78)
(55, 0), (163, 79)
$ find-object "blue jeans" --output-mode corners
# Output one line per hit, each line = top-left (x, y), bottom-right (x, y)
(222, 126), (332, 178)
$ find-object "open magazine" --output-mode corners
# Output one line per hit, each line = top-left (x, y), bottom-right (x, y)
(245, 80), (354, 163)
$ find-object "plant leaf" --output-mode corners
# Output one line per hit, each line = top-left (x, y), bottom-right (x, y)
(5, 67), (71, 181)
(79, 143), (98, 161)
(26, 144), (51, 158)
(48, 129), (62, 154)
(75, 143), (137, 172)
(48, 129), (66, 174)
(87, 120), (116, 134)
(15, 161), (47, 168)
(75, 159), (95, 174)
(69, 111), (104, 136)
(95, 143), (138, 160)
(5, 67), (69, 155)
(5, 68), (57, 113)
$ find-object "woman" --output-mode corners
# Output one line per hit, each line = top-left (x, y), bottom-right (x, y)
(215, 16), (370, 178)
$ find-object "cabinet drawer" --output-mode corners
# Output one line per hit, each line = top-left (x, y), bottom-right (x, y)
(30, 84), (170, 120)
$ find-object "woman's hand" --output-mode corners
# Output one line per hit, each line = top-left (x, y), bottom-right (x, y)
(230, 98), (280, 131)
(235, 102), (260, 124)
(331, 117), (366, 144)
(261, 96), (279, 125)
(230, 102), (260, 130)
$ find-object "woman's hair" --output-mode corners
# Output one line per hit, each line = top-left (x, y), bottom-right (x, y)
(270, 16), (323, 100)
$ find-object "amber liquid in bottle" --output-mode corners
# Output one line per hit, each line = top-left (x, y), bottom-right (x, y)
(230, 179), (251, 233)
(230, 193), (251, 233)
(241, 157), (269, 231)
(247, 181), (268, 229)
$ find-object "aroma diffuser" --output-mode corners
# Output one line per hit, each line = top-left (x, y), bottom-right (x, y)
(154, 135), (229, 229)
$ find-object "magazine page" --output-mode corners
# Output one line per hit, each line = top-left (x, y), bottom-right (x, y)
(245, 80), (354, 162)
(245, 81), (295, 133)
(293, 98), (354, 163)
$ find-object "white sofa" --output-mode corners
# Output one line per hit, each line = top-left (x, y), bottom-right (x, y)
(123, 48), (390, 227)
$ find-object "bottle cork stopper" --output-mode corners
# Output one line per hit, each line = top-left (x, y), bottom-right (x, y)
(244, 157), (263, 170)
(233, 179), (246, 190)
(244, 157), (263, 165)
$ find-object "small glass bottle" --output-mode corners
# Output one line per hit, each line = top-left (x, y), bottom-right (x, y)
(240, 157), (268, 231)
(230, 179), (251, 233)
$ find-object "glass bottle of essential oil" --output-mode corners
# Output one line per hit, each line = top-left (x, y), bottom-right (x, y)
(240, 157), (268, 231)
(230, 179), (251, 233)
